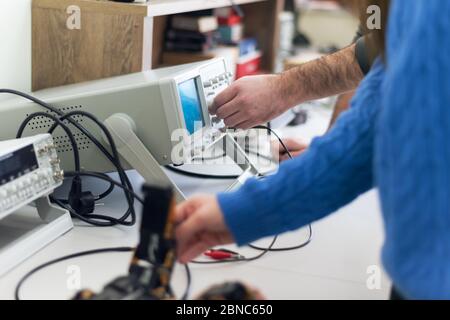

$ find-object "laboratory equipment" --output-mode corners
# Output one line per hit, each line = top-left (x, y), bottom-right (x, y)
(0, 59), (260, 202)
(0, 134), (72, 276)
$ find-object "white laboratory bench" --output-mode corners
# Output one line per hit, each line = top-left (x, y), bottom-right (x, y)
(0, 105), (391, 300)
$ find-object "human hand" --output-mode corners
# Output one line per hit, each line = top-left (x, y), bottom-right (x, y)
(175, 195), (234, 264)
(272, 137), (309, 162)
(210, 75), (287, 130)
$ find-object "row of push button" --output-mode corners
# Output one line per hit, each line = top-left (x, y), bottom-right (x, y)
(203, 72), (233, 88)
(0, 170), (55, 211)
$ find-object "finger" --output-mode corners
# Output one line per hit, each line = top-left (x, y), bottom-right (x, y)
(280, 154), (290, 162)
(236, 120), (256, 130)
(175, 213), (204, 248)
(277, 141), (306, 157)
(223, 112), (246, 129)
(175, 199), (199, 224)
(179, 241), (211, 263)
(210, 86), (238, 115)
(291, 150), (305, 157)
(284, 139), (308, 150)
(177, 234), (203, 264)
(227, 116), (257, 130)
(216, 101), (240, 120)
(280, 150), (303, 162)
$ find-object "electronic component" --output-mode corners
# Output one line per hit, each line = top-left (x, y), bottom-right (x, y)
(72, 184), (262, 301)
(74, 184), (177, 300)
(204, 249), (245, 261)
(0, 134), (72, 276)
(202, 71), (233, 132)
(0, 134), (64, 218)
(0, 59), (230, 170)
(0, 59), (260, 202)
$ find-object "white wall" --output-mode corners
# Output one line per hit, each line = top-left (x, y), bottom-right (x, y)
(0, 1), (32, 101)
(299, 8), (359, 49)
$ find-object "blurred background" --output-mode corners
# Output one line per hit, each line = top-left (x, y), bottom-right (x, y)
(0, 0), (359, 99)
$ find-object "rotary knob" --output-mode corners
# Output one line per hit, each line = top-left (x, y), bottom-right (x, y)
(203, 80), (213, 88)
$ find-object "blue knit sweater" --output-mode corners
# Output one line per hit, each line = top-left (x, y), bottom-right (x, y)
(218, 0), (450, 299)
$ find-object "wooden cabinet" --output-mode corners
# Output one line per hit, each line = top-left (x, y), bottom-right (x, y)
(32, 0), (284, 91)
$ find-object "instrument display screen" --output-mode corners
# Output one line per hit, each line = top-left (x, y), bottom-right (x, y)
(178, 77), (205, 135)
(0, 145), (38, 186)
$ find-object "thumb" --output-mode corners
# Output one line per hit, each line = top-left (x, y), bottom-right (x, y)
(175, 199), (211, 249)
(175, 196), (204, 224)
(284, 138), (308, 150)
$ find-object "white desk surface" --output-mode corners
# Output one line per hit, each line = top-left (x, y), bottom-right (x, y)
(0, 105), (391, 300)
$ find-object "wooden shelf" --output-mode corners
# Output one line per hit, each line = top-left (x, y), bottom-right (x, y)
(33, 0), (148, 16)
(32, 0), (282, 91)
(141, 0), (268, 17)
(34, 0), (268, 17)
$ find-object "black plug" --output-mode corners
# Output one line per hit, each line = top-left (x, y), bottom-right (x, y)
(68, 175), (96, 216)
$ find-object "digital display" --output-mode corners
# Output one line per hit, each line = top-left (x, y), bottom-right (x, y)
(178, 77), (205, 135)
(0, 145), (38, 186)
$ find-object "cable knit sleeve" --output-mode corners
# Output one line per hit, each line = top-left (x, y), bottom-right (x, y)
(218, 61), (385, 246)
(376, 0), (450, 299)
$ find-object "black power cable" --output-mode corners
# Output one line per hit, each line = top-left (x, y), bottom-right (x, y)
(165, 165), (239, 180)
(4, 89), (311, 296)
(14, 247), (192, 301)
(16, 112), (81, 171)
(181, 264), (192, 300)
(253, 125), (292, 160)
(191, 236), (278, 265)
(0, 89), (117, 163)
(64, 171), (144, 204)
(15, 112), (127, 226)
(166, 149), (274, 180)
(96, 181), (115, 200)
(175, 125), (313, 260)
(249, 224), (313, 252)
(23, 111), (135, 226)
(53, 111), (137, 226)
(15, 247), (133, 300)
(249, 125), (313, 253)
(1, 89), (136, 227)
(50, 171), (143, 226)
(56, 172), (116, 203)
(49, 110), (136, 226)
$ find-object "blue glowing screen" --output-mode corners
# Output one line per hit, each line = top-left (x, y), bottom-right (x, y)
(178, 78), (204, 135)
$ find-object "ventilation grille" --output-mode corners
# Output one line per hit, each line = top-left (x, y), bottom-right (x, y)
(25, 105), (92, 154)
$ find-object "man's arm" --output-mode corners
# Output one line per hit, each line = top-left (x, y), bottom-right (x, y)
(279, 44), (364, 108)
(175, 61), (385, 263)
(211, 44), (364, 129)
(219, 61), (381, 245)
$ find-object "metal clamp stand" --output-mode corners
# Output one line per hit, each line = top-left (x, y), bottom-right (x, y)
(104, 113), (186, 203)
(0, 195), (73, 276)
